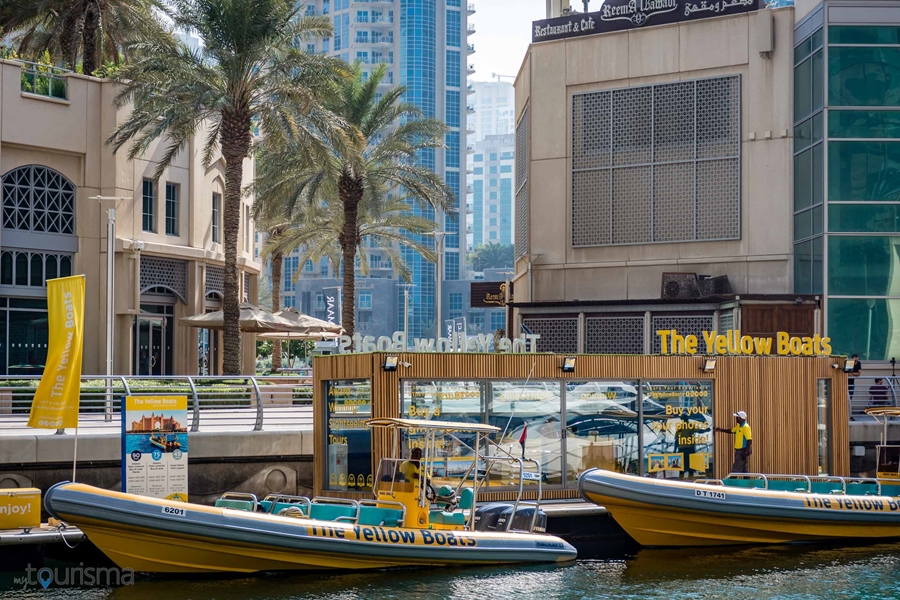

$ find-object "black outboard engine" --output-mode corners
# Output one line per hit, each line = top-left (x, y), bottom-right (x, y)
(473, 503), (513, 531)
(495, 505), (548, 533)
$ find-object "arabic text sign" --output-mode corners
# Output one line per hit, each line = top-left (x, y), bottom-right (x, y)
(122, 396), (189, 502)
(532, 0), (760, 43)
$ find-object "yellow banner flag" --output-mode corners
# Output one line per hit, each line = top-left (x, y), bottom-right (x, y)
(28, 275), (85, 429)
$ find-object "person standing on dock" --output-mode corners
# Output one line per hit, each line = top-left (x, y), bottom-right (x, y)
(715, 411), (752, 474)
(848, 354), (862, 401)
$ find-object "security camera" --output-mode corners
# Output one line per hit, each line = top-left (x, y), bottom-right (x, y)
(832, 363), (839, 369)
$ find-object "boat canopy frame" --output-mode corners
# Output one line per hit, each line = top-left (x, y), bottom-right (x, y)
(366, 418), (545, 533)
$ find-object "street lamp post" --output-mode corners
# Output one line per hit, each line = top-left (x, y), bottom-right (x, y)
(429, 232), (447, 340)
(90, 196), (130, 419)
(399, 283), (415, 348)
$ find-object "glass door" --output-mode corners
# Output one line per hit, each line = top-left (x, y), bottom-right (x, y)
(134, 316), (166, 376)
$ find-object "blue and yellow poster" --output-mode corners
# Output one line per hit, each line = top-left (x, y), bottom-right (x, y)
(121, 396), (189, 501)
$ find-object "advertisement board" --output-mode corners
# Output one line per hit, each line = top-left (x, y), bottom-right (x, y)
(121, 395), (189, 501)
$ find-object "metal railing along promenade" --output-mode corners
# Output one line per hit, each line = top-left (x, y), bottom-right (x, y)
(0, 375), (313, 435)
(849, 375), (900, 416)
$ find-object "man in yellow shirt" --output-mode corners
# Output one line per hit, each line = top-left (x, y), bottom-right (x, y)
(400, 447), (422, 484)
(715, 411), (753, 473)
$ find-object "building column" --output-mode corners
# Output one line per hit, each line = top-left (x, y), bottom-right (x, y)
(643, 311), (652, 355)
(577, 312), (585, 354)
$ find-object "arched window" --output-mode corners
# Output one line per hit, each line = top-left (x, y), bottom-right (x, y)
(2, 165), (75, 234)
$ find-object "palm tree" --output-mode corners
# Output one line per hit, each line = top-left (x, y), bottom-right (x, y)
(470, 243), (514, 272)
(108, 0), (348, 375)
(0, 0), (171, 74)
(254, 62), (452, 336)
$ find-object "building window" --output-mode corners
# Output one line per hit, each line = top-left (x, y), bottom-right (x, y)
(0, 250), (72, 287)
(142, 179), (156, 233)
(446, 50), (460, 87)
(446, 10), (460, 47)
(490, 311), (505, 332)
(501, 165), (512, 173)
(212, 193), (221, 244)
(1, 165), (76, 235)
(315, 293), (325, 310)
(449, 292), (463, 311)
(244, 205), (252, 252)
(305, 259), (314, 272)
(359, 291), (372, 309)
(165, 183), (179, 236)
(571, 76), (741, 247)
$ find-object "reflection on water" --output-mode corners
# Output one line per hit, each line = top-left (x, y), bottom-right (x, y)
(3, 543), (900, 599)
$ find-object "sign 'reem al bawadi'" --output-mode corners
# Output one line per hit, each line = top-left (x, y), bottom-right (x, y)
(533, 0), (760, 43)
(658, 329), (832, 356)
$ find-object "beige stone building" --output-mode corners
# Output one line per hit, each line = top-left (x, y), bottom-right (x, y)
(0, 59), (261, 376)
(511, 3), (812, 353)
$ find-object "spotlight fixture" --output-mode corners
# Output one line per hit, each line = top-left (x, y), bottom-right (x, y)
(843, 358), (857, 373)
(701, 358), (717, 373)
(383, 355), (399, 372)
(561, 357), (576, 373)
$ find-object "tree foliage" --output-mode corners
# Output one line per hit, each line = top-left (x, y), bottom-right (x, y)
(470, 243), (514, 272)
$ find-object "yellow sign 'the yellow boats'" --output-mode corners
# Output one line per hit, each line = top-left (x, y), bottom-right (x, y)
(28, 275), (85, 429)
(656, 329), (832, 357)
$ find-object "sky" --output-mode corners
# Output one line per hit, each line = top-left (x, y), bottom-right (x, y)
(468, 0), (546, 84)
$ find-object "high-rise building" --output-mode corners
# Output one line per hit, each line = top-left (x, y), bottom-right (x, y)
(469, 81), (515, 141)
(262, 0), (468, 340)
(469, 135), (514, 249)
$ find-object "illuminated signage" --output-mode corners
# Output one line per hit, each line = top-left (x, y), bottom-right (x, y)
(657, 329), (832, 356)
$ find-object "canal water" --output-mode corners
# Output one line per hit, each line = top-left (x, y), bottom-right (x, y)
(2, 542), (899, 599)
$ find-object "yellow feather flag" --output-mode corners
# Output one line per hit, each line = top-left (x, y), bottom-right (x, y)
(28, 275), (85, 429)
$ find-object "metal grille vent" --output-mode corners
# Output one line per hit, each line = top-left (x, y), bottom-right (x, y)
(586, 317), (644, 354)
(205, 266), (224, 295)
(243, 272), (250, 302)
(1, 165), (75, 234)
(522, 317), (577, 353)
(140, 256), (187, 301)
(650, 315), (714, 354)
(572, 76), (741, 247)
(515, 108), (529, 260)
(718, 310), (734, 333)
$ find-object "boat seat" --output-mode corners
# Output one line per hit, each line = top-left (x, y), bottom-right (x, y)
(259, 501), (308, 515)
(430, 510), (466, 526)
(810, 482), (844, 494)
(722, 479), (765, 489)
(215, 499), (255, 511)
(847, 483), (880, 496)
(458, 488), (474, 510)
(310, 503), (357, 522)
(357, 506), (403, 527)
(766, 480), (809, 493)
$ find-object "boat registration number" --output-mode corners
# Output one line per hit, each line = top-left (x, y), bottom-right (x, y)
(161, 506), (186, 517)
(695, 489), (726, 500)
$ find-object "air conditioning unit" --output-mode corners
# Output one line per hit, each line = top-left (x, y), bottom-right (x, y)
(698, 274), (732, 297)
(661, 273), (701, 300)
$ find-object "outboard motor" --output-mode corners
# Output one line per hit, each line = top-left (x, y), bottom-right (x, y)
(473, 503), (513, 531)
(495, 505), (548, 533)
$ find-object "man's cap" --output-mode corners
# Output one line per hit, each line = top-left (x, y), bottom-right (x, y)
(734, 410), (747, 419)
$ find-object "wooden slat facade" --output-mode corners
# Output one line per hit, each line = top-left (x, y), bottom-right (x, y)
(313, 353), (849, 500)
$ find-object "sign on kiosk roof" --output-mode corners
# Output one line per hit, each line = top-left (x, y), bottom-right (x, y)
(532, 0), (761, 43)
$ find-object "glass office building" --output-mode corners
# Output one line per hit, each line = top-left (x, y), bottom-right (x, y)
(795, 3), (900, 360)
(295, 0), (469, 340)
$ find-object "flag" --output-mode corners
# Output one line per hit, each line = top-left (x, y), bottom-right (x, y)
(519, 425), (527, 458)
(28, 275), (85, 429)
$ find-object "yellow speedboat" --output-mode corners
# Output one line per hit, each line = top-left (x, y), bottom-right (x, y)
(46, 419), (576, 573)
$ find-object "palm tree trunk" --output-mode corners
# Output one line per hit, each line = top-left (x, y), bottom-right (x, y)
(221, 110), (252, 375)
(81, 0), (99, 75)
(59, 7), (80, 71)
(270, 248), (283, 373)
(339, 175), (363, 337)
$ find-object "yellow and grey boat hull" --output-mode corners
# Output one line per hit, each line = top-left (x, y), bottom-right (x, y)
(579, 469), (900, 547)
(45, 482), (576, 573)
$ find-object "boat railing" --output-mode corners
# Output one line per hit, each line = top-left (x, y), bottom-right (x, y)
(262, 494), (312, 515)
(724, 473), (769, 488)
(218, 491), (260, 511)
(694, 478), (724, 486)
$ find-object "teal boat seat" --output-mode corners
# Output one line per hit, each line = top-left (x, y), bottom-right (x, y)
(459, 488), (474, 510)
(810, 481), (844, 494)
(430, 510), (466, 526)
(358, 506), (403, 527)
(215, 499), (255, 511)
(847, 483), (881, 496)
(722, 478), (765, 489)
(310, 503), (357, 522)
(259, 501), (308, 515)
(767, 480), (809, 492)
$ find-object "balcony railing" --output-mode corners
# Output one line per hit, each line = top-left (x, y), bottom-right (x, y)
(467, 3), (476, 14)
(18, 60), (69, 100)
(467, 63), (476, 74)
(467, 43), (475, 55)
(0, 375), (314, 435)
(467, 23), (476, 35)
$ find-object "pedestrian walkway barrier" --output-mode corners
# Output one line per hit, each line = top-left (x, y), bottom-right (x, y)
(849, 376), (900, 417)
(0, 375), (313, 435)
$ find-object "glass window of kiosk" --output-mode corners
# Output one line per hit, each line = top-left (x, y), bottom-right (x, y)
(324, 379), (372, 492)
(564, 380), (642, 481)
(487, 381), (563, 485)
(641, 381), (714, 479)
(401, 380), (484, 488)
(817, 379), (831, 475)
